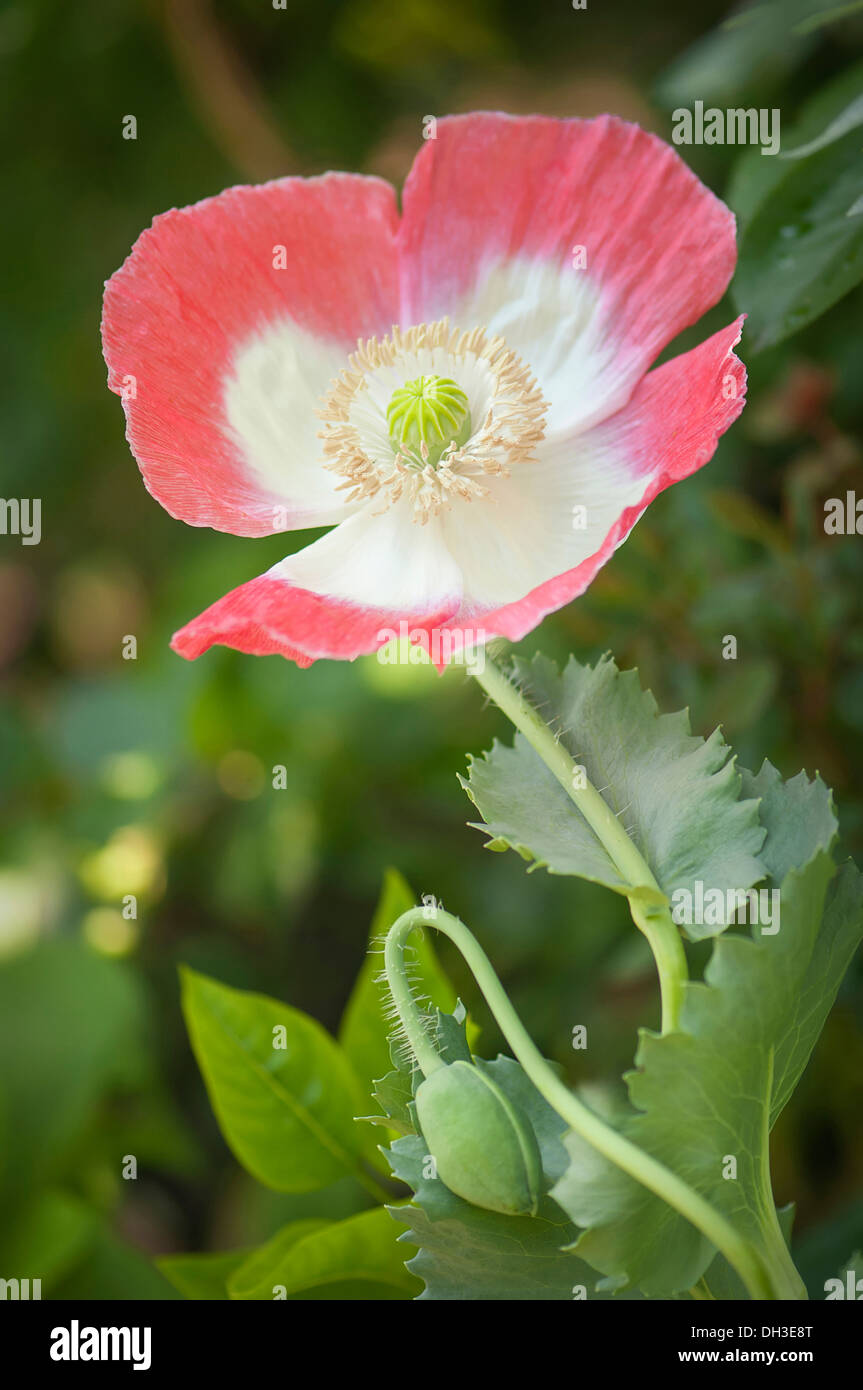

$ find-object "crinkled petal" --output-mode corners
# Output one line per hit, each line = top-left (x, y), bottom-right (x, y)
(441, 316), (747, 644)
(400, 113), (737, 433)
(171, 502), (463, 663)
(102, 174), (400, 536)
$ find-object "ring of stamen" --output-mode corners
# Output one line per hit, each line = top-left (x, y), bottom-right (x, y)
(316, 319), (548, 524)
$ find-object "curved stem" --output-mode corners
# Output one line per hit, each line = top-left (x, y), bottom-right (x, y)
(629, 899), (687, 1036)
(386, 906), (778, 1301)
(471, 653), (688, 1033)
(384, 917), (445, 1077)
(755, 1050), (809, 1300)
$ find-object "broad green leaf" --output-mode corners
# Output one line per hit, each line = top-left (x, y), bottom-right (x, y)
(181, 968), (368, 1193)
(740, 765), (861, 1123)
(156, 1249), (253, 1300)
(228, 1208), (420, 1300)
(462, 654), (765, 938)
(731, 64), (863, 349)
(779, 93), (863, 160)
(338, 868), (459, 1096)
(654, 0), (822, 110)
(699, 1205), (796, 1300)
(730, 64), (863, 223)
(793, 0), (863, 32)
(230, 1175), (376, 1239)
(552, 764), (863, 1296)
(0, 939), (146, 1214)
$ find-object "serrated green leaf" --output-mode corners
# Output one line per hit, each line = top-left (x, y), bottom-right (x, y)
(739, 764), (863, 1123)
(434, 1000), (474, 1064)
(227, 1209), (420, 1300)
(462, 654), (765, 938)
(180, 968), (368, 1193)
(365, 1065), (416, 1136)
(552, 763), (862, 1296)
(156, 1249), (253, 1301)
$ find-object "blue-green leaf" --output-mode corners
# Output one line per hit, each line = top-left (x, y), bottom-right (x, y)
(552, 764), (862, 1296)
(462, 654), (765, 938)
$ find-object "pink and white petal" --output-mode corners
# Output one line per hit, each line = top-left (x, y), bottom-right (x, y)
(443, 316), (746, 645)
(400, 113), (737, 433)
(171, 503), (463, 663)
(102, 174), (400, 537)
(437, 430), (647, 615)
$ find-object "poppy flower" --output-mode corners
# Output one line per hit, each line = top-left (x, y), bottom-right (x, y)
(101, 112), (745, 669)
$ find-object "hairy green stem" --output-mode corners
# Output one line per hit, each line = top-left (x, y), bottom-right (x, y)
(383, 915), (446, 1077)
(386, 906), (787, 1301)
(471, 653), (688, 1033)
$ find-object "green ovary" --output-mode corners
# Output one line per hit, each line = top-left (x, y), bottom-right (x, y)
(386, 375), (472, 467)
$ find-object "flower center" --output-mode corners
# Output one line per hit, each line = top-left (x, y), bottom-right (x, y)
(386, 375), (472, 468)
(316, 319), (547, 524)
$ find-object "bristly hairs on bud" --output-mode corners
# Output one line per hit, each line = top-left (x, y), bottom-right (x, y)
(371, 930), (438, 1072)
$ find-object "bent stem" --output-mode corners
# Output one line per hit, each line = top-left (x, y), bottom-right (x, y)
(470, 652), (687, 1034)
(385, 906), (791, 1302)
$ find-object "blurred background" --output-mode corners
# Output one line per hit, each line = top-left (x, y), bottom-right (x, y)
(0, 0), (861, 1297)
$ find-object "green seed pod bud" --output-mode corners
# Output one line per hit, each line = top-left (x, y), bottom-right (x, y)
(386, 374), (472, 467)
(415, 1060), (542, 1216)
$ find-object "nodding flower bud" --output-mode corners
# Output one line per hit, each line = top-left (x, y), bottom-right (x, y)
(415, 1060), (543, 1216)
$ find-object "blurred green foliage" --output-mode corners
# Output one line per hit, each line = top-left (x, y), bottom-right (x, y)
(0, 0), (862, 1296)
